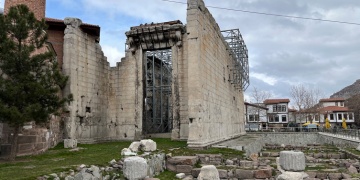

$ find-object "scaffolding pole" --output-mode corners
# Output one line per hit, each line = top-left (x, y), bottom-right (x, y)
(221, 29), (250, 91)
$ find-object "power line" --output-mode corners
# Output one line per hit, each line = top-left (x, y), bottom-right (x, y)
(160, 0), (360, 26)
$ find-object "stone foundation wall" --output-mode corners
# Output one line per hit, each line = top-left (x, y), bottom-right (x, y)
(0, 116), (62, 157)
(186, 0), (246, 148)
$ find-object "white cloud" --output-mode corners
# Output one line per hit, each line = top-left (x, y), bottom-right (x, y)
(102, 45), (124, 67)
(252, 73), (277, 86)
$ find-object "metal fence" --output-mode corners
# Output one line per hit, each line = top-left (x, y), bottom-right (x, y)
(246, 127), (360, 140)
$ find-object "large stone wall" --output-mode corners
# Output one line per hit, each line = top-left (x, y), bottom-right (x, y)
(62, 18), (111, 143)
(186, 0), (246, 148)
(3, 0), (248, 150)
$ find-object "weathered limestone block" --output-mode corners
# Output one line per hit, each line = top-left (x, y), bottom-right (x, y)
(140, 139), (157, 151)
(348, 165), (358, 173)
(197, 165), (220, 180)
(176, 173), (186, 179)
(328, 172), (342, 180)
(235, 169), (254, 179)
(146, 153), (165, 177)
(64, 17), (82, 28)
(73, 165), (101, 180)
(129, 141), (141, 152)
(254, 167), (273, 179)
(197, 154), (222, 165)
(279, 151), (305, 172)
(166, 156), (198, 172)
(64, 139), (77, 149)
(306, 171), (317, 178)
(316, 172), (328, 179)
(218, 169), (227, 179)
(123, 157), (148, 180)
(176, 165), (193, 174)
(276, 172), (307, 180)
(356, 144), (360, 151)
(191, 168), (201, 178)
(239, 160), (253, 169)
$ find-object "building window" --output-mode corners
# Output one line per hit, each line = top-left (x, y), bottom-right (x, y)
(335, 102), (338, 106)
(344, 114), (348, 120)
(330, 114), (334, 120)
(314, 115), (319, 121)
(249, 115), (259, 122)
(338, 114), (342, 120)
(281, 115), (287, 122)
(275, 115), (279, 122)
(281, 105), (286, 112)
(307, 115), (313, 122)
(272, 106), (277, 112)
(269, 115), (274, 122)
(349, 113), (353, 120)
(340, 102), (344, 106)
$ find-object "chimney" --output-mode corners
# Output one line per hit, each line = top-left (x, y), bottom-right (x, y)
(4, 0), (46, 20)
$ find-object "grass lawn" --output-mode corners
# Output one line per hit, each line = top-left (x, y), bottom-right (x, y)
(0, 141), (131, 180)
(0, 138), (244, 180)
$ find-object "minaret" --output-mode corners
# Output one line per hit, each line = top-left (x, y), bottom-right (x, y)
(4, 0), (46, 20)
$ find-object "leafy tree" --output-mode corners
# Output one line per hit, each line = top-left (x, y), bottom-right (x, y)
(0, 5), (72, 160)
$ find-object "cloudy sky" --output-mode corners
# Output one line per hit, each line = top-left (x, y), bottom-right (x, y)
(1, 0), (360, 103)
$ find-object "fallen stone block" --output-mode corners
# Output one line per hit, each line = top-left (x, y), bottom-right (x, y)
(129, 141), (141, 152)
(197, 165), (220, 180)
(328, 172), (342, 180)
(191, 168), (201, 178)
(123, 156), (148, 180)
(316, 172), (328, 179)
(176, 165), (193, 174)
(306, 171), (317, 178)
(140, 139), (157, 151)
(218, 169), (227, 179)
(254, 167), (272, 179)
(279, 151), (305, 172)
(276, 172), (307, 180)
(64, 139), (77, 149)
(235, 169), (254, 179)
(176, 173), (186, 179)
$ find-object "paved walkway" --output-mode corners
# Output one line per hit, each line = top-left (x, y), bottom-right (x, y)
(212, 134), (262, 151)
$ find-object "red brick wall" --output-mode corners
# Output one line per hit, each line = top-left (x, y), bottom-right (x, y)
(4, 0), (46, 20)
(47, 29), (65, 68)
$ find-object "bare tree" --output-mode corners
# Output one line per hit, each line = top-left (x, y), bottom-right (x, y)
(246, 87), (272, 126)
(290, 84), (324, 123)
(250, 87), (272, 103)
(346, 94), (360, 126)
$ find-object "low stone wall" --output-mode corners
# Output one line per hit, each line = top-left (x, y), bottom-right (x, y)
(318, 132), (360, 148)
(261, 132), (319, 146)
(244, 132), (360, 157)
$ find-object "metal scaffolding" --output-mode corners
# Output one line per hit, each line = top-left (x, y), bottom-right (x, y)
(221, 29), (249, 91)
(144, 49), (173, 134)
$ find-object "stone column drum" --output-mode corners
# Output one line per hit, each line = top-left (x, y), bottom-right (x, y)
(279, 151), (305, 172)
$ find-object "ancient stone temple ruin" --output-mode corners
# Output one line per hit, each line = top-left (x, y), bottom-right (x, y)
(1, 0), (249, 155)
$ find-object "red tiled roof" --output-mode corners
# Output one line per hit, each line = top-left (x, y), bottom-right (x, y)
(319, 98), (345, 102)
(45, 17), (100, 37)
(45, 17), (63, 23)
(319, 106), (350, 113)
(288, 108), (297, 112)
(263, 99), (290, 104)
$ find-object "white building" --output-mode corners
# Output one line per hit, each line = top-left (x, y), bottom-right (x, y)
(244, 102), (268, 130)
(264, 99), (290, 128)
